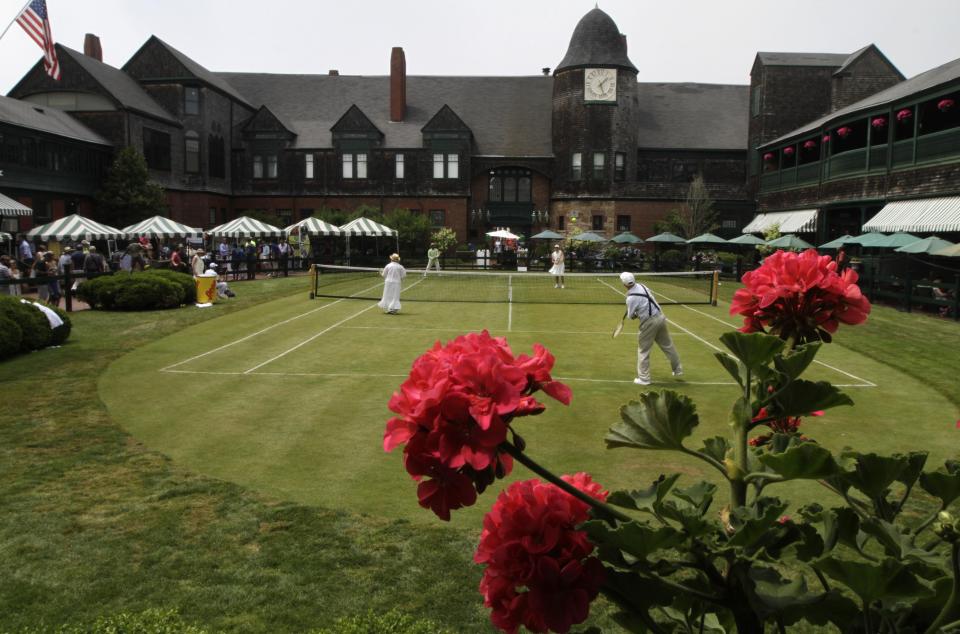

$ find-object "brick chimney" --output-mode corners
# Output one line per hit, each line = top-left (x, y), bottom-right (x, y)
(620, 34), (627, 54)
(390, 47), (406, 122)
(83, 34), (102, 62)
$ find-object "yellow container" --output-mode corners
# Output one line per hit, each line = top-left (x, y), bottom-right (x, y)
(194, 275), (218, 304)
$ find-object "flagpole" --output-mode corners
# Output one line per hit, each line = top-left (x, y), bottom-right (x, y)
(0, 0), (34, 43)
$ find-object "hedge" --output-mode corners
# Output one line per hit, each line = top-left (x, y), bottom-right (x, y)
(0, 296), (72, 360)
(77, 271), (194, 311)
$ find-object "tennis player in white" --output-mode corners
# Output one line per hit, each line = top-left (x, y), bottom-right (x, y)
(549, 244), (565, 288)
(621, 272), (682, 385)
(379, 253), (406, 314)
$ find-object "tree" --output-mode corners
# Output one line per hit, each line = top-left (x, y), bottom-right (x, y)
(662, 173), (719, 239)
(96, 146), (167, 228)
(756, 222), (781, 256)
(430, 227), (458, 254)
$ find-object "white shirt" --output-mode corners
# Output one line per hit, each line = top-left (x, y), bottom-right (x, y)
(381, 261), (406, 282)
(625, 283), (662, 321)
(551, 250), (564, 264)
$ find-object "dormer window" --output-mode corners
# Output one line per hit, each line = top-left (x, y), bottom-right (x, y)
(433, 153), (459, 179)
(342, 153), (368, 179)
(184, 87), (200, 116)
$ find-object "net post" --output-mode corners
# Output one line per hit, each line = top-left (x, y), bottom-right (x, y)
(309, 263), (317, 300)
(711, 269), (720, 306)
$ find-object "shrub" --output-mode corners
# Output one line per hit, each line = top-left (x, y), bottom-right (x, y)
(0, 295), (52, 352)
(78, 272), (185, 311)
(312, 609), (456, 634)
(659, 248), (685, 270)
(143, 269), (196, 303)
(0, 314), (22, 358)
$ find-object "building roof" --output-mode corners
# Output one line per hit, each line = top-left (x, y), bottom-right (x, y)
(0, 95), (111, 146)
(57, 45), (177, 125)
(637, 83), (750, 150)
(756, 52), (850, 67)
(555, 8), (637, 73)
(218, 73), (555, 155)
(133, 37), (254, 109)
(764, 55), (960, 147)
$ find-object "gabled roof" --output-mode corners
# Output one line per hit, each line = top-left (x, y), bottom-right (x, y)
(242, 105), (295, 137)
(835, 44), (904, 80)
(330, 104), (383, 137)
(763, 55), (960, 147)
(125, 36), (253, 109)
(756, 52), (849, 67)
(55, 45), (177, 125)
(637, 83), (750, 150)
(0, 95), (111, 146)
(219, 73), (554, 155)
(422, 104), (470, 133)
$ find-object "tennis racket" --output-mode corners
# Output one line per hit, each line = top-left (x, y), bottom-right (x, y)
(612, 310), (627, 338)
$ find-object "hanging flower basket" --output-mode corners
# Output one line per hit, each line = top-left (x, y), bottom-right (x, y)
(803, 140), (817, 150)
(762, 152), (774, 161)
(938, 98), (955, 112)
(783, 147), (795, 156)
(896, 108), (913, 122)
(836, 126), (853, 138)
(871, 117), (887, 128)
(822, 134), (831, 143)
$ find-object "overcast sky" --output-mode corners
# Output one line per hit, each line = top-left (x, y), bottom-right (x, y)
(1, 0), (959, 94)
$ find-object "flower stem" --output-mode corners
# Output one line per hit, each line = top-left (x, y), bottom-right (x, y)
(499, 441), (632, 524)
(925, 540), (960, 633)
(731, 370), (752, 508)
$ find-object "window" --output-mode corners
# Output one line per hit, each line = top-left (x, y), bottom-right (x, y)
(343, 153), (353, 178)
(208, 135), (225, 178)
(614, 152), (626, 180)
(557, 215), (566, 230)
(142, 128), (171, 171)
(357, 153), (367, 178)
(571, 153), (582, 180)
(616, 215), (630, 232)
(429, 209), (445, 228)
(305, 154), (314, 179)
(277, 209), (292, 227)
(433, 153), (459, 179)
(209, 207), (217, 224)
(342, 153), (368, 179)
(185, 132), (200, 174)
(592, 152), (605, 178)
(299, 208), (313, 220)
(592, 214), (604, 230)
(751, 89), (761, 117)
(487, 169), (532, 202)
(395, 153), (404, 179)
(267, 155), (278, 178)
(721, 219), (737, 230)
(253, 155), (264, 179)
(184, 87), (200, 116)
(517, 176), (531, 202)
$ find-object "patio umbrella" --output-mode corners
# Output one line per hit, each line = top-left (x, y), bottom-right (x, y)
(686, 232), (728, 244)
(894, 236), (955, 254)
(646, 232), (686, 243)
(570, 231), (607, 243)
(873, 232), (921, 249)
(818, 234), (854, 249)
(729, 234), (766, 246)
(486, 228), (521, 240)
(766, 234), (815, 250)
(611, 232), (643, 244)
(530, 229), (564, 240)
(932, 243), (960, 257)
(844, 232), (888, 247)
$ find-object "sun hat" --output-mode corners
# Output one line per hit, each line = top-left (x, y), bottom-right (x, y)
(390, 253), (400, 262)
(619, 272), (636, 285)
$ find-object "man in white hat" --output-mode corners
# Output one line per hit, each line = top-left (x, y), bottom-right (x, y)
(620, 271), (682, 386)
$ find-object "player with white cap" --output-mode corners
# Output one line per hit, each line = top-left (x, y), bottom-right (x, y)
(620, 271), (683, 386)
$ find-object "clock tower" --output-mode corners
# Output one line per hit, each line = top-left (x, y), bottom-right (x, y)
(552, 8), (639, 212)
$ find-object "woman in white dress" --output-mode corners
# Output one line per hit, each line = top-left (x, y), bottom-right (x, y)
(549, 244), (565, 289)
(378, 253), (407, 314)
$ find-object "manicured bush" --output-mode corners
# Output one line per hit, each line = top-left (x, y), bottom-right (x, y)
(659, 248), (685, 270)
(143, 269), (196, 303)
(78, 272), (186, 311)
(312, 609), (456, 634)
(0, 295), (52, 353)
(0, 314), (22, 358)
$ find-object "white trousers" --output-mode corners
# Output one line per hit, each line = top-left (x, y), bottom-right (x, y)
(424, 258), (440, 274)
(637, 313), (682, 382)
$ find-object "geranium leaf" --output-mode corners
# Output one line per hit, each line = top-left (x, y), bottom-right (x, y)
(748, 566), (813, 613)
(606, 391), (699, 452)
(714, 352), (745, 387)
(840, 451), (912, 500)
(727, 497), (788, 549)
(813, 556), (934, 607)
(719, 331), (785, 372)
(859, 517), (943, 566)
(581, 519), (685, 561)
(699, 436), (731, 465)
(919, 467), (960, 508)
(671, 481), (716, 517)
(898, 451), (929, 489)
(768, 379), (853, 417)
(758, 443), (840, 480)
(777, 590), (861, 627)
(606, 473), (681, 514)
(772, 342), (820, 381)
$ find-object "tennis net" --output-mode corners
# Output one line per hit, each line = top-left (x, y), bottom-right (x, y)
(311, 265), (718, 305)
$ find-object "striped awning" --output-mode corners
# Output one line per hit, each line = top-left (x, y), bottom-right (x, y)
(285, 216), (341, 236)
(743, 209), (818, 234)
(208, 216), (283, 238)
(339, 216), (397, 237)
(0, 192), (32, 217)
(0, 232), (12, 241)
(27, 214), (127, 241)
(863, 197), (960, 233)
(122, 215), (202, 238)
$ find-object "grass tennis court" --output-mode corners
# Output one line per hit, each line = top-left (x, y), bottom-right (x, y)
(99, 273), (957, 528)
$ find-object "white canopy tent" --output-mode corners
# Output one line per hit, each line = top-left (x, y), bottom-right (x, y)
(0, 192), (32, 218)
(122, 215), (203, 238)
(27, 214), (127, 242)
(284, 216), (342, 236)
(208, 216), (284, 239)
(339, 217), (399, 261)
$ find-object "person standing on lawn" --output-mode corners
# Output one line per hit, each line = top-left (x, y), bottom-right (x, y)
(423, 243), (441, 276)
(620, 271), (682, 386)
(378, 253), (406, 314)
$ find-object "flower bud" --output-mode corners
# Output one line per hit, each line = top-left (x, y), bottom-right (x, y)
(933, 511), (958, 542)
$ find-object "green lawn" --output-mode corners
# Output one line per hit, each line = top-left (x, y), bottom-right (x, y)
(2, 275), (958, 632)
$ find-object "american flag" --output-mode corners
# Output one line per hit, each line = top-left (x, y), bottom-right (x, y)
(16, 0), (60, 80)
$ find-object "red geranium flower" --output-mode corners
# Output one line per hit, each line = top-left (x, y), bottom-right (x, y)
(730, 249), (871, 343)
(783, 146), (795, 156)
(871, 116), (887, 128)
(749, 406), (823, 447)
(803, 140), (817, 150)
(476, 473), (607, 633)
(763, 152), (774, 161)
(385, 331), (571, 520)
(896, 108), (913, 122)
(822, 134), (831, 143)
(836, 126), (852, 138)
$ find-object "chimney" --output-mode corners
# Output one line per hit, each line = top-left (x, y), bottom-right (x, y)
(328, 69), (339, 76)
(620, 33), (627, 54)
(84, 34), (102, 62)
(542, 67), (550, 76)
(390, 47), (406, 122)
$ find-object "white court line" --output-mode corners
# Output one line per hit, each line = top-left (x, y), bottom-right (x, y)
(159, 281), (385, 372)
(242, 277), (427, 375)
(338, 325), (694, 336)
(508, 274), (513, 332)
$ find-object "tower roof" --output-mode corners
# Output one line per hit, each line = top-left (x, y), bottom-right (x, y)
(555, 8), (637, 74)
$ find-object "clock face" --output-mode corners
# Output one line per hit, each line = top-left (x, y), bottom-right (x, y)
(584, 68), (617, 102)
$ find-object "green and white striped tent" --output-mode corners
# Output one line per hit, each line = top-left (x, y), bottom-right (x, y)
(0, 232), (11, 241)
(122, 215), (202, 238)
(208, 216), (283, 238)
(27, 214), (127, 241)
(339, 217), (397, 237)
(1, 192), (32, 217)
(284, 216), (341, 236)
